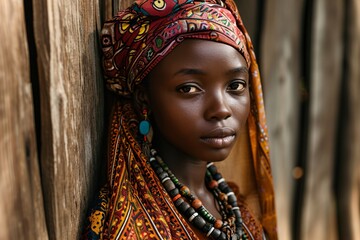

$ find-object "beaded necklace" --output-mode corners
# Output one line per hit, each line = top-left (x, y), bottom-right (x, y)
(149, 149), (248, 240)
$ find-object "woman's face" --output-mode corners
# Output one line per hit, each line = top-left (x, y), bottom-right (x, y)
(146, 39), (250, 162)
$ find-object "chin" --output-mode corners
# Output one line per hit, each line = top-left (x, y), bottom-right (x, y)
(204, 148), (232, 163)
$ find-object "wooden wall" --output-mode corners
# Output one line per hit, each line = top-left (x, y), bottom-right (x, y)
(260, 0), (303, 238)
(336, 0), (360, 239)
(301, 0), (344, 239)
(260, 0), (360, 239)
(31, 0), (106, 239)
(0, 0), (359, 239)
(0, 1), (48, 239)
(0, 0), (108, 239)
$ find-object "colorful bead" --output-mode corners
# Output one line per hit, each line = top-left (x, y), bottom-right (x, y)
(219, 181), (228, 190)
(172, 194), (182, 202)
(213, 173), (222, 180)
(214, 219), (223, 229)
(227, 191), (235, 197)
(228, 194), (237, 205)
(178, 201), (191, 213)
(180, 186), (190, 195)
(185, 207), (196, 218)
(206, 227), (215, 237)
(174, 197), (184, 207)
(154, 166), (163, 173)
(191, 199), (202, 210)
(161, 176), (171, 183)
(219, 192), (228, 202)
(217, 178), (225, 184)
(168, 188), (179, 197)
(189, 212), (199, 222)
(192, 215), (206, 229)
(208, 180), (218, 189)
(202, 223), (212, 233)
(163, 178), (176, 191)
(210, 228), (222, 239)
(139, 120), (150, 135)
(197, 206), (215, 223)
(208, 165), (218, 175)
(158, 171), (169, 180)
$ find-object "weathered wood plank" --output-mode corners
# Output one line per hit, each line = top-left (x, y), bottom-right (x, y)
(0, 0), (48, 239)
(346, 1), (360, 237)
(260, 0), (304, 239)
(337, 0), (360, 239)
(301, 0), (344, 239)
(32, 0), (104, 238)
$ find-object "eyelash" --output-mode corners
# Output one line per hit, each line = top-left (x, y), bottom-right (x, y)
(176, 80), (247, 94)
(227, 80), (246, 93)
(177, 84), (202, 94)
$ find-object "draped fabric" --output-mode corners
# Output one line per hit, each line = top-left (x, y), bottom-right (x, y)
(82, 0), (277, 239)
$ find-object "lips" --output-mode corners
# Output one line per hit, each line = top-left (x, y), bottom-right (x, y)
(200, 127), (236, 148)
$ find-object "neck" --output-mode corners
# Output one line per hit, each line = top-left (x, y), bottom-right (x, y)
(151, 133), (223, 220)
(156, 147), (207, 194)
(152, 137), (207, 196)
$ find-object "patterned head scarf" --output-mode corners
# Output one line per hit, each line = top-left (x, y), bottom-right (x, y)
(83, 0), (277, 239)
(101, 0), (250, 97)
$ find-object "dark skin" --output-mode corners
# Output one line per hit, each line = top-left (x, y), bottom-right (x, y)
(141, 39), (250, 228)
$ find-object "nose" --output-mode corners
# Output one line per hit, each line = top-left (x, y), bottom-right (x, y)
(204, 91), (232, 121)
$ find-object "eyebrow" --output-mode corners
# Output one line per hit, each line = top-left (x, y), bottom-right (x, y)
(174, 68), (206, 76)
(174, 66), (249, 77)
(227, 66), (249, 75)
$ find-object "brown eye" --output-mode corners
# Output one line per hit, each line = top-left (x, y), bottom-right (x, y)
(177, 85), (201, 93)
(227, 81), (246, 92)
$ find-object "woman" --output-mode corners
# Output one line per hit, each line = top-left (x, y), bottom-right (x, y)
(83, 0), (277, 239)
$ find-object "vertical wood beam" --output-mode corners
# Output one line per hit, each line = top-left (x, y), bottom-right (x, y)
(0, 0), (48, 239)
(260, 0), (304, 239)
(301, 0), (344, 239)
(32, 0), (104, 238)
(336, 0), (360, 239)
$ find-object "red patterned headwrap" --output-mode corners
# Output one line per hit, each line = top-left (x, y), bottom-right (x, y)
(101, 0), (250, 97)
(82, 0), (277, 239)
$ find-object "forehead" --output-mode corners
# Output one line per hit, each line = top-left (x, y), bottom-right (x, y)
(148, 39), (247, 78)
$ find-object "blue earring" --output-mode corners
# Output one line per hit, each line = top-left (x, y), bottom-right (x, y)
(139, 108), (152, 156)
(139, 108), (150, 141)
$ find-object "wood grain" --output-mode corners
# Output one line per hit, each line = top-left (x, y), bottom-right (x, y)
(0, 0), (48, 239)
(32, 0), (105, 238)
(260, 0), (304, 239)
(337, 0), (360, 239)
(301, 0), (344, 239)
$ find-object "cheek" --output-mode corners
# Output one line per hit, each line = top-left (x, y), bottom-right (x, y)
(149, 96), (179, 129)
(151, 106), (177, 128)
(150, 106), (195, 146)
(151, 99), (199, 128)
(232, 94), (250, 124)
(149, 96), (203, 141)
